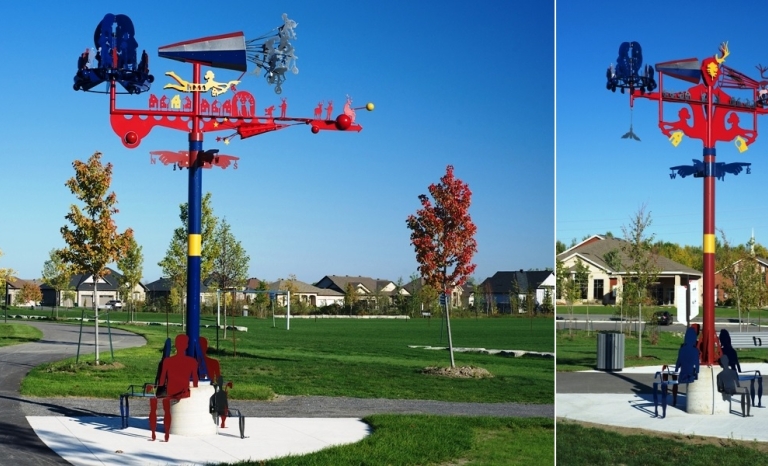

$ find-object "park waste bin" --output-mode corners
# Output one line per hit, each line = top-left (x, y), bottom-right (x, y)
(596, 331), (624, 371)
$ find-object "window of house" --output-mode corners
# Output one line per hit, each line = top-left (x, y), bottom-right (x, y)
(593, 279), (604, 300)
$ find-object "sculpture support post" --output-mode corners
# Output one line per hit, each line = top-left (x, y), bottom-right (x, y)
(186, 63), (203, 356)
(702, 146), (716, 366)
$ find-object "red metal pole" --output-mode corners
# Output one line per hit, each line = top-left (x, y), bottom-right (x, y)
(700, 83), (717, 366)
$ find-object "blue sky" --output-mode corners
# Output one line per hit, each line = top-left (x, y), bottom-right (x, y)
(558, 0), (768, 250)
(0, 2), (554, 285)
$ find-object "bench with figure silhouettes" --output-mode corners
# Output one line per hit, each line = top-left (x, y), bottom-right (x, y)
(652, 326), (700, 418)
(119, 335), (244, 440)
(719, 329), (763, 408)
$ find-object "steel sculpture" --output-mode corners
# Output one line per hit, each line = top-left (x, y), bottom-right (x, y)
(607, 41), (767, 367)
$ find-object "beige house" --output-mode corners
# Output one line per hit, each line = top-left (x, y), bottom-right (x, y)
(557, 235), (702, 305)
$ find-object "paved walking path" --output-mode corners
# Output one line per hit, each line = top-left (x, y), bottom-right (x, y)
(557, 365), (768, 442)
(0, 322), (551, 465)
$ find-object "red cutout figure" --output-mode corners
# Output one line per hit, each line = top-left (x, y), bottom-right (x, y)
(149, 334), (198, 441)
(199, 337), (220, 383)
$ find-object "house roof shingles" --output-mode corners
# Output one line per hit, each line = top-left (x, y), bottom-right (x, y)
(557, 235), (702, 276)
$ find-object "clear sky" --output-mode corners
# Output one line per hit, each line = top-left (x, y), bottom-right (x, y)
(0, 2), (554, 285)
(558, 0), (768, 251)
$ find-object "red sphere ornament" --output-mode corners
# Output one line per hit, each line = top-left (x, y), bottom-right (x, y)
(335, 114), (352, 131)
(125, 131), (138, 145)
(311, 125), (320, 134)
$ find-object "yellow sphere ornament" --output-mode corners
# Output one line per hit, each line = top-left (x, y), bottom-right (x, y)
(366, 102), (375, 111)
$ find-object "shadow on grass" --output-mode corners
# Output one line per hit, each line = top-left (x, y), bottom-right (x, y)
(207, 348), (299, 363)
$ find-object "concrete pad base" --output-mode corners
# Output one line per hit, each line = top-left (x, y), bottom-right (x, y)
(170, 381), (217, 436)
(686, 365), (730, 415)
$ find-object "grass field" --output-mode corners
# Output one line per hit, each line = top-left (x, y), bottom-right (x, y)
(557, 420), (767, 466)
(4, 314), (554, 465)
(0, 323), (41, 346)
(251, 415), (554, 466)
(20, 315), (554, 404)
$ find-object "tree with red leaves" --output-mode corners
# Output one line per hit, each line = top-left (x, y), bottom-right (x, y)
(406, 165), (477, 368)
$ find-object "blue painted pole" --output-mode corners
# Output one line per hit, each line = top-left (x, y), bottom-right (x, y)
(186, 63), (203, 358)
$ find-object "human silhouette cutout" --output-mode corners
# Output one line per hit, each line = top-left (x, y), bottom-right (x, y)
(199, 337), (220, 383)
(149, 334), (198, 441)
(653, 326), (700, 417)
(211, 375), (233, 428)
(719, 328), (763, 406)
(717, 354), (750, 416)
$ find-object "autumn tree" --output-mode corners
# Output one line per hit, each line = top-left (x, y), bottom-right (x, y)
(620, 205), (660, 358)
(159, 192), (220, 323)
(58, 152), (132, 364)
(41, 249), (72, 319)
(118, 235), (144, 322)
(15, 282), (42, 306)
(719, 232), (767, 331)
(0, 249), (15, 307)
(406, 165), (478, 368)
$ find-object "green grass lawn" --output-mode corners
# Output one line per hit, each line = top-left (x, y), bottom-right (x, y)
(556, 328), (768, 372)
(557, 420), (767, 466)
(8, 314), (554, 465)
(245, 415), (554, 466)
(21, 316), (554, 404)
(0, 323), (42, 346)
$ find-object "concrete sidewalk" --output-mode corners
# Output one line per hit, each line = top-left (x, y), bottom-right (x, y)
(557, 363), (768, 442)
(27, 415), (370, 465)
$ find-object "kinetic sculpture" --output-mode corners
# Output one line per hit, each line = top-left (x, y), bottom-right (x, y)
(73, 13), (373, 436)
(607, 41), (767, 367)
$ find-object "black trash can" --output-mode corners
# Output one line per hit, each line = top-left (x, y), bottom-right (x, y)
(596, 331), (625, 371)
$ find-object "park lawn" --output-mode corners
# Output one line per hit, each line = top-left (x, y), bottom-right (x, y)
(0, 323), (42, 346)
(21, 317), (554, 404)
(239, 415), (554, 466)
(556, 328), (768, 372)
(557, 420), (767, 466)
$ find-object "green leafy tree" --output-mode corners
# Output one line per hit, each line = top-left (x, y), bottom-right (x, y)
(620, 205), (660, 357)
(406, 165), (478, 368)
(58, 152), (132, 364)
(41, 249), (71, 319)
(540, 287), (553, 314)
(509, 279), (521, 314)
(210, 218), (250, 339)
(343, 282), (357, 314)
(251, 279), (270, 318)
(159, 192), (220, 324)
(118, 235), (144, 322)
(556, 257), (588, 336)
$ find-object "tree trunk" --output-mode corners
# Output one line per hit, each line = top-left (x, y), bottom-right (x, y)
(638, 302), (643, 358)
(445, 290), (456, 368)
(94, 280), (100, 365)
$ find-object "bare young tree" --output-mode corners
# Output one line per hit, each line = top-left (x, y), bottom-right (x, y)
(620, 205), (660, 358)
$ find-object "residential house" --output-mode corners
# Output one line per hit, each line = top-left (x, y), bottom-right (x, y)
(556, 235), (702, 305)
(480, 270), (555, 313)
(253, 278), (344, 307)
(5, 278), (43, 306)
(403, 277), (472, 308)
(48, 268), (148, 308)
(144, 277), (217, 308)
(714, 255), (768, 305)
(315, 275), (410, 309)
